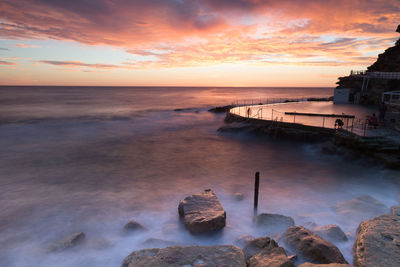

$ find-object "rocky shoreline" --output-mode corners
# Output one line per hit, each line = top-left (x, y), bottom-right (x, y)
(50, 190), (400, 266)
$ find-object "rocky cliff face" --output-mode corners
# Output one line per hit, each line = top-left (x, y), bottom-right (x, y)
(336, 24), (400, 105)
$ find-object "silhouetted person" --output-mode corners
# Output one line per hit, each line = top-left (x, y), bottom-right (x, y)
(369, 113), (378, 128)
(247, 107), (251, 118)
(335, 118), (344, 129)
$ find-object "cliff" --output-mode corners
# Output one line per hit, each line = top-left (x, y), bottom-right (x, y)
(336, 24), (400, 105)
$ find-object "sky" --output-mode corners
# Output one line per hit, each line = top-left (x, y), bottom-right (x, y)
(0, 0), (399, 87)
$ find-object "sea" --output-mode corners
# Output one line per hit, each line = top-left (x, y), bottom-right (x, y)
(0, 86), (398, 266)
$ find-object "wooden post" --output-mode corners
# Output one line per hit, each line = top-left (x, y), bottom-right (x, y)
(322, 117), (325, 128)
(254, 172), (260, 214)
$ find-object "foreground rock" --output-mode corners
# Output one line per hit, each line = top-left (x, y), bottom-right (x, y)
(299, 263), (352, 267)
(49, 232), (85, 252)
(332, 196), (387, 222)
(283, 226), (347, 264)
(122, 245), (246, 267)
(313, 225), (348, 243)
(254, 213), (295, 234)
(243, 237), (294, 267)
(353, 214), (400, 267)
(178, 189), (226, 234)
(233, 234), (255, 248)
(124, 220), (147, 232)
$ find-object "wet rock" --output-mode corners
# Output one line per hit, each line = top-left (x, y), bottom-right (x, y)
(254, 213), (295, 234)
(124, 220), (147, 232)
(233, 234), (255, 248)
(288, 254), (297, 262)
(353, 214), (400, 267)
(233, 192), (245, 201)
(208, 105), (235, 113)
(122, 245), (246, 267)
(332, 195), (387, 222)
(178, 189), (226, 234)
(299, 263), (352, 267)
(305, 222), (318, 229)
(390, 206), (400, 216)
(313, 225), (348, 243)
(140, 238), (180, 249)
(283, 226), (347, 264)
(243, 237), (294, 267)
(49, 232), (85, 252)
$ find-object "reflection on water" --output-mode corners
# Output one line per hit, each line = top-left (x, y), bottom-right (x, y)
(0, 86), (398, 266)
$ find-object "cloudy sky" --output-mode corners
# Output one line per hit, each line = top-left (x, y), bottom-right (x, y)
(0, 0), (399, 86)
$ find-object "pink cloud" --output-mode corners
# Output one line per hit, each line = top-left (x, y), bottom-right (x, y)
(14, 43), (37, 48)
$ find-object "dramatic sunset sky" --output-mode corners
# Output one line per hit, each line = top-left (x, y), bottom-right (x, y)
(0, 0), (399, 86)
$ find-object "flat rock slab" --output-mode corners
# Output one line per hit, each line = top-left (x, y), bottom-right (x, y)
(283, 226), (347, 264)
(354, 214), (400, 267)
(178, 189), (226, 234)
(122, 245), (246, 267)
(254, 213), (295, 234)
(332, 196), (387, 222)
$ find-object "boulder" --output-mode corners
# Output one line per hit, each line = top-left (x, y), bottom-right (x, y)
(283, 226), (347, 264)
(313, 225), (348, 243)
(124, 220), (147, 232)
(299, 263), (352, 267)
(122, 245), (246, 267)
(254, 213), (295, 234)
(243, 237), (294, 267)
(178, 189), (226, 234)
(233, 234), (255, 248)
(332, 196), (387, 222)
(49, 232), (85, 252)
(390, 206), (400, 216)
(353, 214), (400, 267)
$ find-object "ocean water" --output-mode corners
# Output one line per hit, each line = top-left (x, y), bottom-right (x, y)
(0, 86), (398, 266)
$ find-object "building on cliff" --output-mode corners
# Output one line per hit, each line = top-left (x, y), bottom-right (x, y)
(335, 24), (400, 106)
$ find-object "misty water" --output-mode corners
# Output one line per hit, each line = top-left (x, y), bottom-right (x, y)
(0, 86), (399, 266)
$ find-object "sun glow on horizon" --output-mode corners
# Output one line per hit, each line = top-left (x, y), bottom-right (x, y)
(0, 0), (399, 86)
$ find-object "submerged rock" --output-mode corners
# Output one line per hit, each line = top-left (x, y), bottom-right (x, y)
(390, 206), (400, 216)
(243, 237), (294, 267)
(124, 220), (147, 232)
(283, 226), (347, 264)
(233, 192), (245, 201)
(178, 189), (226, 234)
(332, 195), (387, 222)
(313, 225), (348, 243)
(49, 232), (85, 252)
(353, 214), (400, 267)
(254, 213), (295, 234)
(233, 234), (255, 248)
(122, 245), (246, 267)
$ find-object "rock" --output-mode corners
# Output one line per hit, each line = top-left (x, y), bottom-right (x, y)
(313, 225), (348, 243)
(124, 220), (147, 232)
(233, 234), (255, 248)
(140, 238), (180, 249)
(178, 189), (226, 234)
(288, 254), (297, 262)
(234, 192), (245, 201)
(390, 206), (400, 216)
(299, 263), (352, 267)
(396, 24), (400, 34)
(283, 226), (347, 264)
(332, 196), (387, 222)
(122, 245), (246, 267)
(208, 105), (234, 113)
(305, 222), (318, 229)
(353, 214), (400, 267)
(254, 213), (295, 234)
(243, 237), (294, 267)
(49, 232), (85, 252)
(247, 248), (295, 267)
